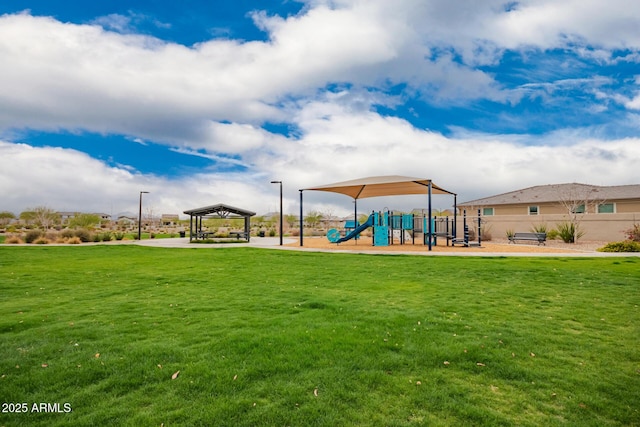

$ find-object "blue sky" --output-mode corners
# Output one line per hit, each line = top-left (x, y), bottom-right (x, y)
(1, 0), (639, 217)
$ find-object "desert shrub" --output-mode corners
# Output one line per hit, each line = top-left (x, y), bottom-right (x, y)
(479, 223), (492, 241)
(6, 236), (24, 244)
(100, 232), (112, 242)
(45, 231), (59, 241)
(66, 236), (82, 244)
(74, 229), (92, 242)
(61, 229), (75, 239)
(114, 232), (125, 241)
(33, 237), (51, 245)
(24, 230), (43, 243)
(269, 229), (277, 237)
(92, 233), (102, 242)
(625, 223), (640, 242)
(556, 222), (584, 243)
(546, 229), (559, 240)
(597, 241), (640, 252)
(505, 229), (515, 239)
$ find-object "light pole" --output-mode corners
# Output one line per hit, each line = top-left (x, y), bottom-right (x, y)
(270, 181), (283, 245)
(138, 191), (149, 240)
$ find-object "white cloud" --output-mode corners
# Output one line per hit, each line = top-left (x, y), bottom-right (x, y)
(1, 2), (639, 217)
(0, 141), (277, 216)
(2, 2), (636, 151)
(2, 104), (639, 217)
(625, 94), (640, 110)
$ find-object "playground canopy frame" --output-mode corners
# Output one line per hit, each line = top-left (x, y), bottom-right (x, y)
(299, 175), (457, 251)
(183, 203), (256, 242)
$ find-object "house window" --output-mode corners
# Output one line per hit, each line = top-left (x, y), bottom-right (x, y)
(528, 206), (539, 215)
(597, 203), (615, 214)
(482, 207), (494, 216)
(572, 204), (585, 214)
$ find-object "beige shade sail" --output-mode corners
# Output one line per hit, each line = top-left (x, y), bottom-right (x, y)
(304, 175), (455, 199)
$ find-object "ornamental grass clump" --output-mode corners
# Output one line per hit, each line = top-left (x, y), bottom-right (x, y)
(556, 221), (585, 243)
(5, 235), (23, 244)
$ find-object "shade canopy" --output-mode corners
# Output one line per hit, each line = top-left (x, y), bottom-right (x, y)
(304, 175), (455, 199)
(183, 203), (256, 218)
(183, 203), (256, 243)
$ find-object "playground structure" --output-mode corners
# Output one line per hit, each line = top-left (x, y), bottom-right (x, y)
(300, 175), (458, 251)
(327, 209), (480, 248)
(451, 209), (482, 247)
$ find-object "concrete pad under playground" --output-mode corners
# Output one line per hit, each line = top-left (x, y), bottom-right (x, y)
(133, 237), (640, 257)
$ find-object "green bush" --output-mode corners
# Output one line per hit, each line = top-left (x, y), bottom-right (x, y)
(24, 230), (43, 243)
(546, 229), (559, 240)
(597, 241), (640, 252)
(100, 232), (112, 242)
(114, 232), (125, 241)
(556, 221), (584, 243)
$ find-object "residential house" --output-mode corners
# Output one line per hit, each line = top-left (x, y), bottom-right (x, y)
(458, 183), (640, 241)
(161, 214), (180, 226)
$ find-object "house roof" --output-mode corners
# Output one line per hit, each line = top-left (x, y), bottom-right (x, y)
(459, 183), (640, 206)
(183, 203), (256, 218)
(303, 175), (455, 199)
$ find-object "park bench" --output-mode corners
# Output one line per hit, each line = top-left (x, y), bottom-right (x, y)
(196, 231), (248, 240)
(508, 232), (547, 245)
(196, 231), (215, 239)
(229, 231), (249, 240)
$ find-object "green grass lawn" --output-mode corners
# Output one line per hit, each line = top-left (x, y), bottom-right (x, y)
(1, 246), (638, 426)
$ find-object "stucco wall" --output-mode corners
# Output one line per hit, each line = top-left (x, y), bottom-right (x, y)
(458, 212), (639, 242)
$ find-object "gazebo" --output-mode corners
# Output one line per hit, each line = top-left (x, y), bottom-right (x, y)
(183, 203), (256, 242)
(300, 175), (456, 250)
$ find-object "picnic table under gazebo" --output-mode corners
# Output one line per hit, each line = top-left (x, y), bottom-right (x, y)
(183, 203), (256, 242)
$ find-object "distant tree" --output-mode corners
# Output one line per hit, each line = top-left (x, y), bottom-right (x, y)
(0, 211), (15, 227)
(322, 208), (337, 228)
(358, 214), (370, 224)
(69, 213), (101, 229)
(304, 211), (323, 229)
(285, 214), (297, 229)
(19, 210), (36, 225)
(26, 206), (60, 230)
(554, 184), (606, 243)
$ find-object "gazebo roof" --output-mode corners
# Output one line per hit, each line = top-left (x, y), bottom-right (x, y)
(183, 203), (256, 218)
(304, 175), (455, 199)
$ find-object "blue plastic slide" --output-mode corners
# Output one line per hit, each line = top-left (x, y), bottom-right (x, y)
(335, 214), (375, 243)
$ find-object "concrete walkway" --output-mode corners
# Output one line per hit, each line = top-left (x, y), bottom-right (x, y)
(133, 237), (640, 257)
(135, 236), (297, 249)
